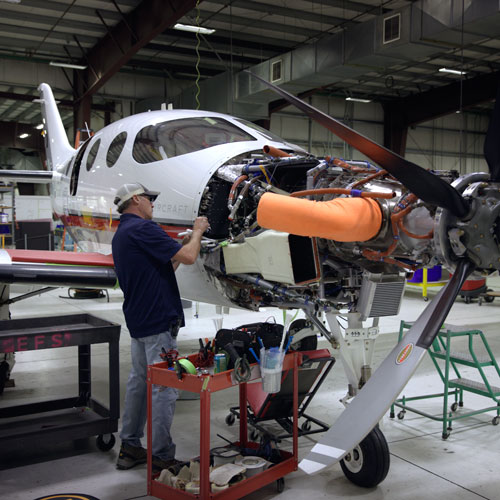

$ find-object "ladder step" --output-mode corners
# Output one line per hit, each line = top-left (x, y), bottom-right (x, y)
(449, 351), (493, 365)
(449, 378), (500, 396)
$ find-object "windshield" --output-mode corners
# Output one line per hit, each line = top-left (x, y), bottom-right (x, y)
(133, 117), (257, 164)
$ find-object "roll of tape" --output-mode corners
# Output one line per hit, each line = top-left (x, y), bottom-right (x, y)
(235, 456), (267, 477)
(211, 483), (229, 492)
(178, 358), (197, 375)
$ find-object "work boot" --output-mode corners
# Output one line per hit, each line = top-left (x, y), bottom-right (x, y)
(116, 443), (147, 470)
(152, 456), (185, 475)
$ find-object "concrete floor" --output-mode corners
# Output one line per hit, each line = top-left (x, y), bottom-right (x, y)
(2, 279), (500, 500)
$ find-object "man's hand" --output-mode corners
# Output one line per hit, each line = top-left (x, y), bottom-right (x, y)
(173, 217), (211, 265)
(193, 216), (210, 234)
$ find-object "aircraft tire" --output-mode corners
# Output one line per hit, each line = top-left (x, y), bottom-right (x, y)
(340, 426), (390, 488)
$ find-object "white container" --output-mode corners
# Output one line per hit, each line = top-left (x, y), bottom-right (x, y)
(260, 347), (285, 393)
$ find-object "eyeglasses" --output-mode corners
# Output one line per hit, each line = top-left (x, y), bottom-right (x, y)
(139, 194), (155, 203)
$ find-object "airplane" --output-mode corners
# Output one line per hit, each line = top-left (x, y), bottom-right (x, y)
(1, 74), (499, 489)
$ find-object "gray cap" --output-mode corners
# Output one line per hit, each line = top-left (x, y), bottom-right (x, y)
(114, 182), (159, 210)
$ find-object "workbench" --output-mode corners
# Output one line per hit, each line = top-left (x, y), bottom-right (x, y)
(0, 313), (121, 451)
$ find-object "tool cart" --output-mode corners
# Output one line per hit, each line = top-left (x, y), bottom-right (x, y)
(0, 313), (120, 451)
(390, 320), (500, 439)
(225, 348), (334, 441)
(147, 351), (302, 499)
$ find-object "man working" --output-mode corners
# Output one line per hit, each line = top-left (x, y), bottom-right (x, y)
(112, 182), (209, 473)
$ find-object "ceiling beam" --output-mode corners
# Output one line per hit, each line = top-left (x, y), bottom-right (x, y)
(385, 71), (500, 127)
(79, 0), (203, 100)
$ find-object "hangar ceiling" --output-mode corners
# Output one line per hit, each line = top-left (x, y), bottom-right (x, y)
(0, 0), (499, 142)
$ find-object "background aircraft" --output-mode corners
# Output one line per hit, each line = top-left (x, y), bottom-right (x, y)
(1, 76), (499, 488)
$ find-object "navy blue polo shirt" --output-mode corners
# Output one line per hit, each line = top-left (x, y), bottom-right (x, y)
(112, 213), (184, 338)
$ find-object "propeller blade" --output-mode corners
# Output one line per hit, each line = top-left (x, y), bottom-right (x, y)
(484, 84), (500, 182)
(299, 259), (473, 475)
(247, 72), (469, 219)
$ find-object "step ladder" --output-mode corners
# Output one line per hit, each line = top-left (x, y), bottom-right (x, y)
(390, 321), (500, 439)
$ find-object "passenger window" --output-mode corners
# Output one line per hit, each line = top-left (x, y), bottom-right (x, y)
(106, 132), (127, 167)
(86, 138), (101, 171)
(132, 117), (256, 164)
(69, 137), (91, 196)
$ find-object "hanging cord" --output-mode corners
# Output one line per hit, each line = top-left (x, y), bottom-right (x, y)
(194, 0), (202, 110)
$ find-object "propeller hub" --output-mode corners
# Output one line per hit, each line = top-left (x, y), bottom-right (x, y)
(435, 173), (500, 272)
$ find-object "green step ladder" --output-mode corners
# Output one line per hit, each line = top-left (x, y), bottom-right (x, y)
(390, 321), (500, 439)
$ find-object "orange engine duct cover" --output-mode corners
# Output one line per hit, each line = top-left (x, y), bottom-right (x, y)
(257, 192), (382, 242)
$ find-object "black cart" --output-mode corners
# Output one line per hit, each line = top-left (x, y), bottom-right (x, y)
(0, 313), (120, 452)
(226, 348), (335, 440)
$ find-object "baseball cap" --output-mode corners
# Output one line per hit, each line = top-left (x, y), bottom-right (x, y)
(114, 182), (160, 211)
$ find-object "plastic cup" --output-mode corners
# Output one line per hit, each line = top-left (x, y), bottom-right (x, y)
(260, 347), (285, 393)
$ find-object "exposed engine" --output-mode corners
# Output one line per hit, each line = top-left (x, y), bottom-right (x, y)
(195, 149), (499, 317)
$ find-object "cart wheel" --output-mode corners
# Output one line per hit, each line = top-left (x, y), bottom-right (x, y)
(301, 420), (312, 432)
(397, 411), (405, 420)
(465, 295), (471, 304)
(492, 416), (500, 426)
(423, 296), (429, 302)
(250, 430), (260, 441)
(225, 413), (235, 426)
(442, 431), (450, 440)
(96, 433), (115, 451)
(340, 426), (389, 488)
(451, 402), (458, 412)
(485, 295), (495, 303)
(276, 477), (285, 493)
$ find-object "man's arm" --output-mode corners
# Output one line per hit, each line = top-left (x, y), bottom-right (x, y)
(173, 217), (210, 266)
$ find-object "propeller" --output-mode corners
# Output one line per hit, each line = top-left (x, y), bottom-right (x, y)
(484, 84), (500, 182)
(247, 72), (470, 219)
(298, 258), (473, 474)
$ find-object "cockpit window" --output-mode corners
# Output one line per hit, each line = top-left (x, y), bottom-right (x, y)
(86, 138), (101, 172)
(106, 132), (127, 167)
(132, 117), (257, 164)
(235, 118), (286, 143)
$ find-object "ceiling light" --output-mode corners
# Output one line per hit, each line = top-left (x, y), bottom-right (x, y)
(19, 133), (29, 139)
(174, 23), (215, 35)
(35, 124), (44, 130)
(439, 67), (466, 75)
(50, 61), (87, 70)
(346, 97), (372, 103)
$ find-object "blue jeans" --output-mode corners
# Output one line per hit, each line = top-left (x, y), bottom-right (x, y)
(120, 330), (178, 460)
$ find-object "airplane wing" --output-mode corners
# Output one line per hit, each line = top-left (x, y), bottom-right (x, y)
(0, 249), (117, 288)
(299, 259), (473, 474)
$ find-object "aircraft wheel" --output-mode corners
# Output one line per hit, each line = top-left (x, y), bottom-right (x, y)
(340, 426), (390, 488)
(289, 319), (318, 351)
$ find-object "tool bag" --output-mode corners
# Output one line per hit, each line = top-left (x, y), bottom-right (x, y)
(214, 321), (285, 368)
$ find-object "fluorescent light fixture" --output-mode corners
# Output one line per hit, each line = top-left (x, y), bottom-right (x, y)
(439, 67), (466, 75)
(50, 61), (87, 70)
(18, 133), (29, 139)
(35, 124), (44, 130)
(174, 23), (215, 35)
(346, 97), (372, 103)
